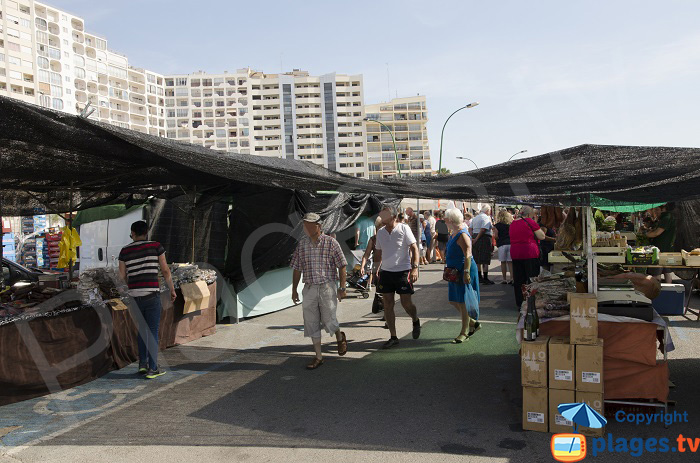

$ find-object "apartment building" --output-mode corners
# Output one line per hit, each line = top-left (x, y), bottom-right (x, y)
(163, 69), (367, 177)
(2, 0), (436, 180)
(365, 96), (432, 179)
(0, 0), (166, 136)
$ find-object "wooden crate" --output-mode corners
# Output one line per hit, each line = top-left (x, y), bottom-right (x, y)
(682, 250), (700, 267)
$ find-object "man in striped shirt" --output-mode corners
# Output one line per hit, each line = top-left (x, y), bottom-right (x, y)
(118, 220), (176, 379)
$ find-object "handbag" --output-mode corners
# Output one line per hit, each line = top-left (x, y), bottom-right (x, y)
(442, 267), (462, 283)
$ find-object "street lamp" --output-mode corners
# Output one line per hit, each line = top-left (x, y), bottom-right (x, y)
(456, 156), (479, 170)
(438, 102), (479, 174)
(364, 116), (401, 178)
(508, 149), (527, 162)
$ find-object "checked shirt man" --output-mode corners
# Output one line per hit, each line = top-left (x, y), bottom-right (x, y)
(291, 213), (348, 370)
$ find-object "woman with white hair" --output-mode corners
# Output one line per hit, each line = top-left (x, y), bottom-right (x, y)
(470, 204), (495, 285)
(509, 205), (546, 310)
(444, 208), (480, 343)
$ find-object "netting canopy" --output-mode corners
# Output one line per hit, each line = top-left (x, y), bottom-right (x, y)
(2, 95), (700, 213)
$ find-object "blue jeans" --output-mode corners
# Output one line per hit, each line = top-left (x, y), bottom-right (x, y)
(133, 292), (162, 371)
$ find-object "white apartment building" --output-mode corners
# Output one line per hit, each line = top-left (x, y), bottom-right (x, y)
(2, 0), (436, 180)
(164, 69), (367, 177)
(0, 0), (166, 136)
(365, 96), (432, 179)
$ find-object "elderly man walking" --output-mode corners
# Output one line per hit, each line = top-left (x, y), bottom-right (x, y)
(291, 213), (348, 370)
(369, 206), (421, 349)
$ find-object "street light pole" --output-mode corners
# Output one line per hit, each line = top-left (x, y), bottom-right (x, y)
(508, 149), (528, 162)
(438, 101), (479, 174)
(364, 117), (401, 178)
(456, 156), (479, 170)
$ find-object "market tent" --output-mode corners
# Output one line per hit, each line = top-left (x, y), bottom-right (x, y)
(2, 95), (700, 211)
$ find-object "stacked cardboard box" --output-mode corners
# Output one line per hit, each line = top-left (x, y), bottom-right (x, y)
(522, 293), (605, 435)
(570, 293), (605, 437)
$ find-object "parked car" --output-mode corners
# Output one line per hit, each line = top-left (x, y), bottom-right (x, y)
(2, 257), (44, 287)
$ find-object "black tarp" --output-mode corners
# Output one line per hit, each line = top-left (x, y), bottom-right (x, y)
(147, 197), (229, 271)
(2, 96), (700, 212)
(226, 191), (398, 292)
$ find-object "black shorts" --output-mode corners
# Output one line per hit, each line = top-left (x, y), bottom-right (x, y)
(376, 270), (415, 295)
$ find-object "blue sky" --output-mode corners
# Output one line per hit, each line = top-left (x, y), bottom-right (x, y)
(50, 0), (700, 173)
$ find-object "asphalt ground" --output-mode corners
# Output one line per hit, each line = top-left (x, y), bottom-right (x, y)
(1, 261), (700, 463)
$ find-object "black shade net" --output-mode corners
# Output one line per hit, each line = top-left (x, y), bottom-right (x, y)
(226, 191), (398, 292)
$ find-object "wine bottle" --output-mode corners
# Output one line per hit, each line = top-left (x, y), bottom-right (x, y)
(530, 296), (540, 337)
(524, 299), (535, 342)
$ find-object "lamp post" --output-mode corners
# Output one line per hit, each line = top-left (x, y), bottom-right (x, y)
(438, 102), (479, 174)
(508, 149), (528, 162)
(364, 117), (401, 178)
(456, 156), (479, 170)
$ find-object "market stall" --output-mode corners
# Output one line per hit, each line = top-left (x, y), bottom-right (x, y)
(0, 264), (216, 406)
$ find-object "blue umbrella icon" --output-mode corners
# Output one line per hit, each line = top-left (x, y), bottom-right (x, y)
(558, 402), (607, 452)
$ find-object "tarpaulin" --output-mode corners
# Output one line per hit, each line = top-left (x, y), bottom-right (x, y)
(146, 197), (229, 271)
(0, 284), (215, 406)
(2, 96), (700, 213)
(225, 190), (398, 292)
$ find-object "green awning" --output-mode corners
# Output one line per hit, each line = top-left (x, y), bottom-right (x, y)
(590, 195), (665, 213)
(73, 204), (144, 228)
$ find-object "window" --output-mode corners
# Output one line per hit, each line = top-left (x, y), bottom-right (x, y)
(0, 53), (4, 63)
(21, 45), (32, 55)
(20, 31), (31, 41)
(175, 87), (188, 96)
(50, 98), (62, 110)
(175, 77), (187, 86)
(38, 69), (50, 82)
(9, 70), (22, 80)
(8, 56), (21, 66)
(74, 55), (85, 67)
(165, 78), (174, 86)
(36, 31), (48, 44)
(7, 42), (21, 52)
(176, 109), (188, 117)
(7, 28), (20, 39)
(51, 85), (62, 97)
(22, 59), (32, 68)
(75, 68), (85, 79)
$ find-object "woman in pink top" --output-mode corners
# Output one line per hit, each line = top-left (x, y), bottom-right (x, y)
(509, 206), (546, 310)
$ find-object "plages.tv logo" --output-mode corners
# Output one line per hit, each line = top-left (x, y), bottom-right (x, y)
(551, 433), (587, 462)
(550, 402), (607, 462)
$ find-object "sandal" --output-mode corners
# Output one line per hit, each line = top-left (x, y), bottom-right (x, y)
(451, 334), (469, 344)
(469, 321), (481, 337)
(337, 331), (347, 356)
(306, 358), (324, 370)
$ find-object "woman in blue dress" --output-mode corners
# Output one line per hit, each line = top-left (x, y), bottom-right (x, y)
(444, 208), (481, 343)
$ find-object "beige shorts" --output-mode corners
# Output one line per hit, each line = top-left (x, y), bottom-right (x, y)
(302, 281), (340, 338)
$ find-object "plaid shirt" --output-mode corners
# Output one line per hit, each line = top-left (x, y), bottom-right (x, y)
(290, 234), (347, 285)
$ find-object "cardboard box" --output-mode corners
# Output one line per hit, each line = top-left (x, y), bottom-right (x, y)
(576, 391), (605, 437)
(576, 339), (604, 393)
(180, 280), (211, 315)
(570, 293), (598, 345)
(549, 337), (575, 390)
(521, 336), (550, 388)
(549, 389), (576, 434)
(106, 298), (128, 311)
(523, 387), (548, 432)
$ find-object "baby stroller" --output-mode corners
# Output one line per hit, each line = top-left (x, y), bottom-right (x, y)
(345, 250), (370, 299)
(346, 264), (370, 299)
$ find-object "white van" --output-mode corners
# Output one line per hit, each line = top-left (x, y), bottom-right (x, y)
(79, 208), (145, 271)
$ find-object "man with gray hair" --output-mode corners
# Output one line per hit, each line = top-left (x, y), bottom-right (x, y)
(470, 205), (495, 285)
(369, 206), (421, 349)
(291, 213), (348, 370)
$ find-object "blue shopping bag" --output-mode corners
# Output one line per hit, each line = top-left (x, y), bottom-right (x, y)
(465, 285), (480, 320)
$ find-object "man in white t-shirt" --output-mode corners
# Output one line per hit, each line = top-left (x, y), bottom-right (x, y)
(369, 206), (421, 349)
